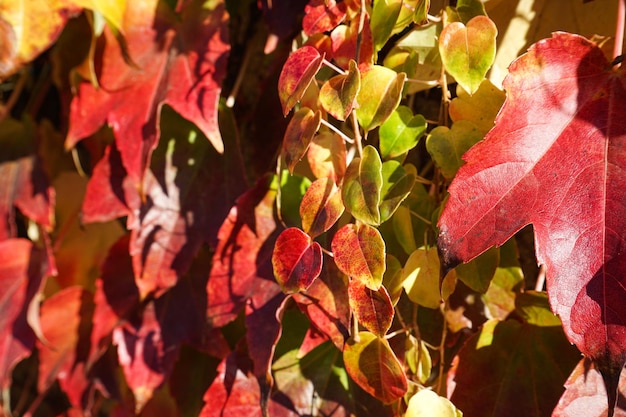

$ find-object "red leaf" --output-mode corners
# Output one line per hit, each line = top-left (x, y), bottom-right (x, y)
(303, 0), (347, 36)
(278, 46), (324, 116)
(437, 32), (626, 408)
(207, 175), (284, 327)
(37, 287), (94, 409)
(282, 107), (322, 173)
(67, 0), (229, 186)
(293, 258), (350, 350)
(300, 177), (345, 238)
(272, 227), (323, 294)
(0, 239), (46, 390)
(348, 280), (393, 337)
(330, 17), (374, 68)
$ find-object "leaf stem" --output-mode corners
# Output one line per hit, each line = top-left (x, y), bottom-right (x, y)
(320, 118), (354, 143)
(0, 69), (27, 123)
(351, 111), (363, 157)
(534, 264), (546, 292)
(615, 0), (625, 64)
(436, 302), (449, 394)
(322, 58), (346, 75)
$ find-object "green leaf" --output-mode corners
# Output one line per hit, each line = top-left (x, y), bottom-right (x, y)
(402, 247), (456, 309)
(405, 335), (432, 384)
(348, 279), (394, 337)
(456, 0), (487, 23)
(515, 291), (563, 327)
(355, 66), (406, 132)
(413, 0), (430, 24)
(343, 331), (408, 404)
(272, 227), (323, 293)
(282, 107), (322, 174)
(425, 120), (483, 180)
(455, 246), (499, 293)
(319, 60), (361, 121)
(438, 15), (497, 94)
(379, 106), (427, 159)
(278, 46), (325, 116)
(406, 389), (462, 417)
(277, 170), (312, 228)
(342, 145), (382, 225)
(379, 160), (416, 223)
(482, 239), (524, 320)
(383, 254), (403, 306)
(300, 177), (345, 238)
(332, 223), (386, 290)
(392, 182), (435, 255)
(370, 0), (403, 52)
(449, 79), (506, 134)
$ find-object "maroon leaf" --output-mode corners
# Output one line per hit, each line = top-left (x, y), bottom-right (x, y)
(348, 280), (393, 337)
(303, 0), (347, 36)
(67, 0), (229, 189)
(0, 239), (46, 390)
(37, 286), (94, 409)
(293, 257), (350, 350)
(272, 227), (323, 293)
(278, 46), (325, 116)
(437, 32), (626, 408)
(207, 175), (285, 327)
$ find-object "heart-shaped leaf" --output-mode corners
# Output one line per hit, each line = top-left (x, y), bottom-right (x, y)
(319, 60), (361, 121)
(425, 120), (483, 180)
(449, 79), (505, 134)
(307, 131), (347, 183)
(278, 46), (325, 116)
(332, 223), (386, 290)
(379, 105), (427, 159)
(343, 331), (408, 404)
(438, 15), (497, 94)
(300, 177), (345, 238)
(342, 145), (383, 225)
(282, 107), (322, 173)
(348, 280), (394, 337)
(379, 160), (416, 223)
(355, 65), (406, 132)
(402, 247), (457, 309)
(272, 227), (323, 293)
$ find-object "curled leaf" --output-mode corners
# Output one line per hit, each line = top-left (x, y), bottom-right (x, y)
(278, 46), (325, 116)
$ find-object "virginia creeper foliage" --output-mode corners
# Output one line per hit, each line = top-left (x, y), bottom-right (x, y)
(0, 0), (624, 416)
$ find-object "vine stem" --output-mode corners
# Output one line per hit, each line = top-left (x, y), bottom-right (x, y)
(351, 111), (363, 157)
(437, 302), (449, 395)
(320, 118), (354, 143)
(322, 58), (346, 75)
(615, 0), (625, 64)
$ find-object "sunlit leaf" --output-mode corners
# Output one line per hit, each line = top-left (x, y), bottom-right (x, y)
(300, 177), (344, 238)
(406, 389), (462, 417)
(332, 223), (386, 290)
(455, 0), (487, 23)
(342, 145), (382, 225)
(272, 227), (323, 294)
(379, 106), (427, 159)
(330, 18), (374, 68)
(278, 46), (324, 116)
(392, 183), (435, 255)
(355, 65), (406, 132)
(425, 120), (483, 180)
(303, 0), (347, 36)
(348, 280), (393, 337)
(307, 131), (347, 184)
(405, 335), (432, 384)
(370, 0), (403, 52)
(379, 160), (416, 223)
(319, 60), (360, 121)
(343, 331), (407, 404)
(282, 107), (322, 173)
(449, 79), (505, 134)
(438, 15), (497, 94)
(402, 247), (456, 309)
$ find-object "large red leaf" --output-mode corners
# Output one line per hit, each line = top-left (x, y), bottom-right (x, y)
(302, 0), (347, 36)
(272, 227), (323, 293)
(0, 239), (46, 390)
(67, 0), (229, 186)
(437, 32), (626, 409)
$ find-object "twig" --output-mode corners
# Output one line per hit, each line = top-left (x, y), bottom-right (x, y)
(320, 118), (354, 143)
(614, 0), (625, 65)
(534, 264), (546, 292)
(322, 58), (346, 75)
(351, 111), (363, 157)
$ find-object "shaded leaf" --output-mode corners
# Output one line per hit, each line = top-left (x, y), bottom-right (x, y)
(426, 120), (483, 181)
(438, 15), (497, 94)
(379, 160), (416, 223)
(437, 32), (626, 407)
(319, 60), (360, 121)
(0, 239), (46, 390)
(343, 331), (407, 404)
(355, 65), (406, 132)
(278, 46), (324, 116)
(370, 0), (403, 53)
(282, 108), (322, 173)
(348, 280), (394, 337)
(293, 258), (350, 350)
(272, 227), (323, 294)
(67, 0), (229, 189)
(379, 106), (427, 160)
(300, 177), (345, 238)
(303, 0), (347, 36)
(405, 335), (432, 384)
(447, 318), (580, 417)
(455, 0), (487, 24)
(332, 223), (386, 290)
(342, 145), (382, 225)
(392, 183), (435, 255)
(307, 131), (347, 183)
(455, 246), (499, 293)
(382, 254), (403, 306)
(402, 247), (456, 309)
(449, 79), (506, 134)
